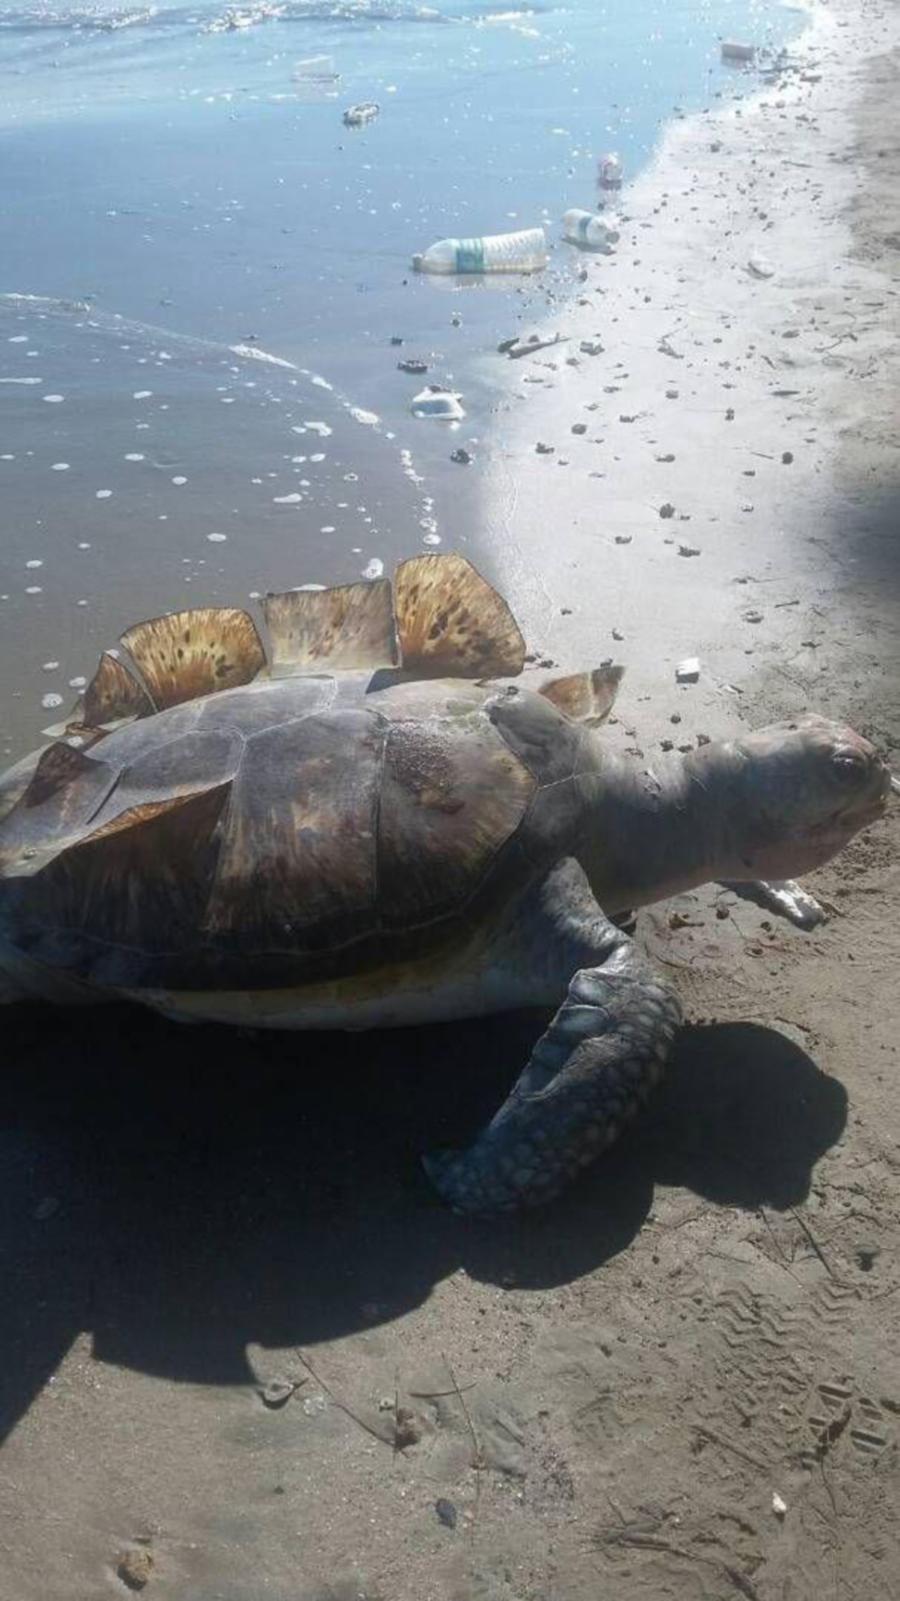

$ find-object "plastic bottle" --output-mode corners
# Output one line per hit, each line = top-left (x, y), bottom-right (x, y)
(413, 227), (547, 275)
(598, 152), (623, 190)
(562, 209), (620, 251)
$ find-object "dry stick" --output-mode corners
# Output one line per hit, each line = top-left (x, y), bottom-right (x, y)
(789, 1207), (839, 1281)
(407, 1383), (478, 1399)
(692, 1424), (768, 1474)
(593, 1531), (763, 1601)
(293, 1348), (394, 1448)
(442, 1353), (484, 1471)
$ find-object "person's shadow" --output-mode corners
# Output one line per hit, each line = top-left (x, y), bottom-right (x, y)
(0, 999), (846, 1440)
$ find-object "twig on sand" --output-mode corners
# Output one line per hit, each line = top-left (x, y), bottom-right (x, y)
(592, 1526), (763, 1601)
(293, 1347), (394, 1447)
(789, 1207), (839, 1280)
(692, 1423), (768, 1473)
(443, 1352), (485, 1472)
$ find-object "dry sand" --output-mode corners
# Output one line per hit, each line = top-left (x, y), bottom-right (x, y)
(2, 0), (899, 1597)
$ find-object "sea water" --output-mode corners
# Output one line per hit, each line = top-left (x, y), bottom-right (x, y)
(0, 0), (803, 753)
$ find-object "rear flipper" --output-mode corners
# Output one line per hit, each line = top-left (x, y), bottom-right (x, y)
(424, 939), (680, 1215)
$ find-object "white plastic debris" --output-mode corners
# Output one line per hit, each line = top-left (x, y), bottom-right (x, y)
(598, 152), (623, 189)
(562, 209), (620, 251)
(772, 1492), (788, 1518)
(343, 101), (379, 127)
(721, 40), (756, 62)
(413, 227), (547, 275)
(747, 252), (775, 279)
(675, 657), (701, 683)
(411, 388), (465, 421)
(292, 55), (339, 82)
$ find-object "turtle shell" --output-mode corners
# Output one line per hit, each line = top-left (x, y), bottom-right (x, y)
(0, 558), (608, 995)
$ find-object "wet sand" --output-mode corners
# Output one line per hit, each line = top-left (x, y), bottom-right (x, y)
(2, 0), (900, 1597)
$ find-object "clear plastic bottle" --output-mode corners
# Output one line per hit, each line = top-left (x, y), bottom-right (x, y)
(598, 152), (623, 190)
(413, 227), (547, 275)
(562, 209), (620, 251)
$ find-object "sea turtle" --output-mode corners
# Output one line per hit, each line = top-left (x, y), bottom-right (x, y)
(0, 555), (890, 1212)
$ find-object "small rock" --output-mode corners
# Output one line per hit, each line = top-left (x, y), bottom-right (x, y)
(612, 628), (624, 641)
(394, 1407), (423, 1449)
(656, 453), (675, 462)
(390, 335), (404, 346)
(857, 1246), (879, 1272)
(743, 609), (764, 624)
(535, 442), (555, 455)
(665, 388), (679, 400)
(725, 407), (735, 420)
(397, 358), (428, 374)
(571, 422), (587, 435)
(117, 1549), (154, 1592)
(696, 732), (711, 746)
(772, 1492), (788, 1518)
(660, 738), (674, 752)
(259, 1378), (298, 1409)
(677, 543), (701, 558)
(579, 339), (604, 356)
(435, 1498), (458, 1529)
(782, 450), (794, 464)
(659, 502), (676, 520)
(670, 711), (682, 724)
(614, 534), (632, 545)
(450, 447), (472, 465)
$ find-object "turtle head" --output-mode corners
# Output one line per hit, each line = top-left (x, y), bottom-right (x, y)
(706, 715), (892, 879)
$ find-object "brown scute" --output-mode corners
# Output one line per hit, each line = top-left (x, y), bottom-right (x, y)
(376, 714), (536, 926)
(23, 741), (100, 809)
(7, 785), (230, 974)
(262, 581), (398, 676)
(82, 650), (155, 727)
(119, 607), (266, 710)
(394, 554), (527, 679)
(203, 711), (385, 949)
(538, 665), (625, 726)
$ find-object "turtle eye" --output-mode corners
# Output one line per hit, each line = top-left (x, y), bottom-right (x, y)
(832, 751), (866, 784)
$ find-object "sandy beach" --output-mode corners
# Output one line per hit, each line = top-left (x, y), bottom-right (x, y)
(2, 0), (899, 1596)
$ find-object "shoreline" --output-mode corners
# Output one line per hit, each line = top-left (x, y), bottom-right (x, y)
(481, 0), (900, 756)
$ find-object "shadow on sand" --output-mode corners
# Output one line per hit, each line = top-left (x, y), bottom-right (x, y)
(0, 1002), (847, 1439)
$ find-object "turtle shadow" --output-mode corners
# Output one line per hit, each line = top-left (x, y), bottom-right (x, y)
(0, 1004), (846, 1439)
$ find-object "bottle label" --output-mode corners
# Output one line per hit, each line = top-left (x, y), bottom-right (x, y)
(455, 239), (485, 273)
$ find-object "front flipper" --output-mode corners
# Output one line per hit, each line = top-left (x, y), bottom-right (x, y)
(719, 877), (827, 930)
(424, 930), (680, 1215)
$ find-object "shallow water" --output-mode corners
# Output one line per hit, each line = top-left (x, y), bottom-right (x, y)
(0, 0), (804, 754)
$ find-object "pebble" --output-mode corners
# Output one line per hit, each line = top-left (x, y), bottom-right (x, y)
(450, 448), (472, 465)
(259, 1378), (297, 1409)
(675, 659), (700, 683)
(571, 423), (587, 435)
(678, 543), (701, 557)
(535, 442), (554, 455)
(117, 1548), (154, 1591)
(659, 503), (676, 519)
(782, 450), (794, 464)
(435, 1498), (458, 1530)
(614, 534), (632, 545)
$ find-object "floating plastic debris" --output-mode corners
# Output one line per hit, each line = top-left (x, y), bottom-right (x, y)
(414, 227), (546, 275)
(343, 102), (380, 127)
(410, 388), (465, 421)
(721, 40), (756, 63)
